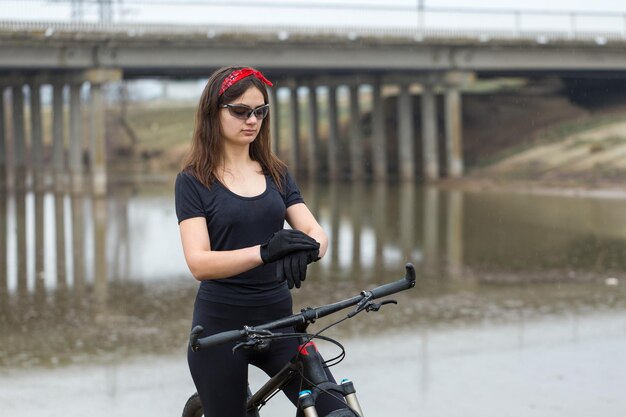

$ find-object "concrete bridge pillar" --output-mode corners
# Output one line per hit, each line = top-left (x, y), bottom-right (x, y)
(327, 84), (340, 180)
(0, 85), (6, 188)
(444, 86), (463, 178)
(28, 78), (45, 191)
(51, 80), (66, 191)
(370, 79), (387, 181)
(306, 83), (320, 180)
(348, 83), (365, 181)
(287, 80), (300, 172)
(443, 71), (474, 178)
(269, 86), (280, 157)
(398, 82), (416, 181)
(11, 83), (27, 189)
(90, 81), (106, 195)
(421, 83), (439, 181)
(85, 69), (121, 196)
(69, 81), (84, 193)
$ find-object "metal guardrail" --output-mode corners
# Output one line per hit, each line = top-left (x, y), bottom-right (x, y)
(0, 1), (625, 42)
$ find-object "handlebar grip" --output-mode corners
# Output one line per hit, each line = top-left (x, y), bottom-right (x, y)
(189, 325), (204, 351)
(193, 329), (246, 351)
(370, 263), (416, 299)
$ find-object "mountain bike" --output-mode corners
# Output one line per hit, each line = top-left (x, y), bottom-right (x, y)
(182, 263), (416, 417)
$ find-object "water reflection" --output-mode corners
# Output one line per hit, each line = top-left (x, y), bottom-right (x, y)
(0, 190), (6, 304)
(34, 192), (46, 300)
(446, 190), (464, 278)
(54, 192), (67, 291)
(1, 181), (626, 368)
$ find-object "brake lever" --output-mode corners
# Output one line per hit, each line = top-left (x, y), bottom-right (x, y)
(233, 338), (272, 353)
(365, 299), (397, 312)
(232, 327), (276, 353)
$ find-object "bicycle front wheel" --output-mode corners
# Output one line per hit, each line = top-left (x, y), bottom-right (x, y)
(182, 392), (203, 417)
(181, 391), (260, 417)
(326, 409), (360, 417)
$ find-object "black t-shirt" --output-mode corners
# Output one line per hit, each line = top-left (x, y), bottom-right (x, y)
(175, 170), (304, 306)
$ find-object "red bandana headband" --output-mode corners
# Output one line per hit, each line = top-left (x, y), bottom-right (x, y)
(219, 68), (273, 96)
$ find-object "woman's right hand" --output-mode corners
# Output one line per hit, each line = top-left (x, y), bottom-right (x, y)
(259, 229), (320, 264)
(276, 248), (319, 289)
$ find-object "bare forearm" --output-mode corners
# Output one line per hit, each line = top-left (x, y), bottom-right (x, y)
(285, 203), (329, 259)
(306, 226), (328, 259)
(185, 245), (263, 281)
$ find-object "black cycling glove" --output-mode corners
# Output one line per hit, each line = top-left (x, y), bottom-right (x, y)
(277, 248), (320, 289)
(260, 229), (319, 264)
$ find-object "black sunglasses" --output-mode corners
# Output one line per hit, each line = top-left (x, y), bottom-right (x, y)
(220, 103), (270, 120)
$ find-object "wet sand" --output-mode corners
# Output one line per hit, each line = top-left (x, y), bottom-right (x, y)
(2, 311), (624, 417)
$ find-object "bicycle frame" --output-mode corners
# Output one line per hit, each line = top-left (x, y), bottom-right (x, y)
(246, 340), (364, 417)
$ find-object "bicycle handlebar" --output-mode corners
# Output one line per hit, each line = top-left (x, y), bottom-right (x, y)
(190, 263), (416, 351)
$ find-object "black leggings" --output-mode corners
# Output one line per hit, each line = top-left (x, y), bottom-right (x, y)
(188, 296), (346, 417)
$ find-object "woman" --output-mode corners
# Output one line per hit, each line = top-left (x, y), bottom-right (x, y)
(175, 66), (343, 416)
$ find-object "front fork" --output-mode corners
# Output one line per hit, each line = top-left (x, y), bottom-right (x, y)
(340, 379), (364, 416)
(296, 341), (364, 417)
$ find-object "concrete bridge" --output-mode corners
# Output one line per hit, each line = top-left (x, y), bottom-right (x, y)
(1, 8), (626, 193)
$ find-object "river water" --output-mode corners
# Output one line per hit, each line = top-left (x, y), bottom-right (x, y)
(1, 177), (625, 416)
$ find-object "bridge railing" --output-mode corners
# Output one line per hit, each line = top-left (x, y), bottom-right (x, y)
(0, 0), (625, 42)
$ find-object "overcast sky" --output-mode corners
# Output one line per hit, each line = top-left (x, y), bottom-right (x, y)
(423, 0), (625, 11)
(1, 1), (625, 32)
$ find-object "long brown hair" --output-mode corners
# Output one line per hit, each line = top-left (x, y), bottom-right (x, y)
(182, 66), (286, 190)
